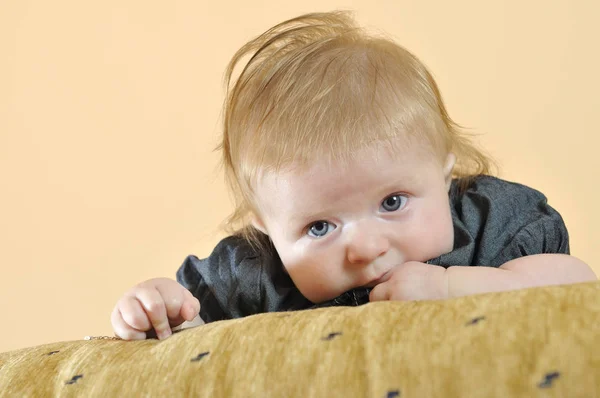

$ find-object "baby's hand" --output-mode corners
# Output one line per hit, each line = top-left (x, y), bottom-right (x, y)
(111, 277), (200, 340)
(369, 261), (448, 302)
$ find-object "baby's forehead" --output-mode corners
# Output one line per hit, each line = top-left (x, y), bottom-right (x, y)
(254, 143), (439, 205)
(259, 137), (439, 176)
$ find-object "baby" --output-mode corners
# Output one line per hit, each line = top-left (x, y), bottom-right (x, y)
(111, 11), (596, 340)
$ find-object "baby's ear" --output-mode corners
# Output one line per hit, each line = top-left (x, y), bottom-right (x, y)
(251, 215), (268, 235)
(443, 153), (456, 191)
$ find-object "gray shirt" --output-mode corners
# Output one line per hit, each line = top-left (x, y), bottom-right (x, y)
(177, 176), (569, 323)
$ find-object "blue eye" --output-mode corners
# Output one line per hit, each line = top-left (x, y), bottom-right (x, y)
(381, 194), (407, 212)
(307, 221), (336, 238)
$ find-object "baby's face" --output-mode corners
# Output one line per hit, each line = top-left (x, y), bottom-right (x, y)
(253, 144), (455, 303)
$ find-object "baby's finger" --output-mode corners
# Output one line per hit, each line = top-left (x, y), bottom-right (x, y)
(155, 283), (187, 323)
(369, 283), (390, 302)
(181, 289), (201, 321)
(111, 306), (146, 340)
(134, 288), (172, 340)
(118, 296), (152, 331)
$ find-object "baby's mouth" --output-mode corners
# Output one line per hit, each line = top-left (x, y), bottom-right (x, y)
(364, 269), (393, 287)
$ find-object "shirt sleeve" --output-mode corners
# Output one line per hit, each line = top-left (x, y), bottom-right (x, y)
(176, 235), (261, 322)
(490, 204), (570, 265)
(430, 176), (570, 268)
(176, 234), (312, 323)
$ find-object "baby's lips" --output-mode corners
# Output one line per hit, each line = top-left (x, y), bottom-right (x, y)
(364, 269), (393, 287)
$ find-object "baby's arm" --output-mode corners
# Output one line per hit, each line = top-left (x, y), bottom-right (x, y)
(369, 255), (596, 302)
(445, 254), (597, 298)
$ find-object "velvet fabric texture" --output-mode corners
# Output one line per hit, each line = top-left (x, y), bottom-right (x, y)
(1, 282), (599, 397)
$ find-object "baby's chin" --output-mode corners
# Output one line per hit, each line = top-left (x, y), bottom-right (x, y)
(303, 282), (378, 304)
(300, 285), (355, 304)
(303, 269), (395, 302)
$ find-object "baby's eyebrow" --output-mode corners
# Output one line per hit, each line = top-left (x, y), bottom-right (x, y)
(289, 211), (320, 226)
(379, 176), (414, 192)
(289, 206), (332, 226)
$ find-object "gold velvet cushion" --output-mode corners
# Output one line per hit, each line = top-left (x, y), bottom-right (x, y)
(1, 282), (599, 397)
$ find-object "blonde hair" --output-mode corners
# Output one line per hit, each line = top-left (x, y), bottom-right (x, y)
(218, 11), (495, 244)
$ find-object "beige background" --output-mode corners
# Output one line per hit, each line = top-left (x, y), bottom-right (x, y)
(1, 0), (598, 353)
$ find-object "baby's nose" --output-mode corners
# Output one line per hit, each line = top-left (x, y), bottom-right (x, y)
(346, 225), (390, 265)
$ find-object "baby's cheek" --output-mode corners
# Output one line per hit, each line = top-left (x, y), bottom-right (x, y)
(434, 209), (454, 254)
(278, 255), (311, 286)
(288, 268), (327, 302)
(284, 262), (342, 303)
(417, 206), (454, 258)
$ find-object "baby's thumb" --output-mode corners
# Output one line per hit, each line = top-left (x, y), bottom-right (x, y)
(181, 297), (201, 321)
(369, 284), (387, 302)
